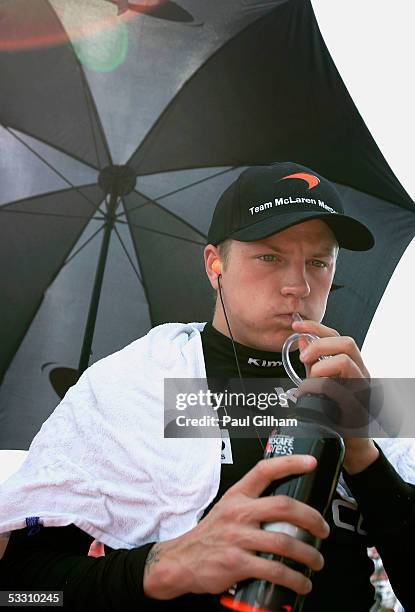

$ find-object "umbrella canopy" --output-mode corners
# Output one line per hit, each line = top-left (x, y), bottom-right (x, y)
(1, 0), (414, 449)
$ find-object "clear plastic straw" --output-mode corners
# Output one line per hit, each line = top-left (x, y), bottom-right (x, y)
(282, 312), (320, 387)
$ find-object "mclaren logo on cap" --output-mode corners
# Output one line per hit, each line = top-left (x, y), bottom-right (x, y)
(280, 172), (320, 191)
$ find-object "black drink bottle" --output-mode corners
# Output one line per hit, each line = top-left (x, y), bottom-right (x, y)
(220, 393), (345, 612)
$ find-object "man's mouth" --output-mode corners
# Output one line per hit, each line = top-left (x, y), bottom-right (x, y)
(274, 313), (298, 324)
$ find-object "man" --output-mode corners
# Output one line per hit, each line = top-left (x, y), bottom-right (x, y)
(0, 162), (414, 611)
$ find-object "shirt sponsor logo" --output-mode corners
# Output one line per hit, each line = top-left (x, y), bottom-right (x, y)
(332, 499), (367, 536)
(248, 357), (283, 367)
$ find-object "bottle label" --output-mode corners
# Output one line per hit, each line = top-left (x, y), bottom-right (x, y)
(265, 434), (294, 457)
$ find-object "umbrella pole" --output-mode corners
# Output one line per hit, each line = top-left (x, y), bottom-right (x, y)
(77, 187), (118, 377)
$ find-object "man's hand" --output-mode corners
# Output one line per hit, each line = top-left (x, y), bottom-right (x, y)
(143, 454), (329, 600)
(291, 318), (379, 474)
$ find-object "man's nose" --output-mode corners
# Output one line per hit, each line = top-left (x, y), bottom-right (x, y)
(280, 264), (310, 298)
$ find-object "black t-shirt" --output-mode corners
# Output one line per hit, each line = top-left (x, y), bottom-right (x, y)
(1, 322), (414, 610)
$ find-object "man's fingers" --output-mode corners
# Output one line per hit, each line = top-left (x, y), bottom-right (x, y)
(252, 496), (330, 541)
(307, 354), (362, 379)
(232, 455), (317, 498)
(292, 319), (339, 338)
(298, 334), (369, 378)
(240, 552), (314, 595)
(220, 494), (330, 541)
(237, 527), (325, 572)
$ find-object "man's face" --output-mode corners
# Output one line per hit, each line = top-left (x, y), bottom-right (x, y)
(206, 219), (338, 352)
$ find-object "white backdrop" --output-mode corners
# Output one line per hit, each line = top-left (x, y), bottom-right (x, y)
(311, 0), (415, 377)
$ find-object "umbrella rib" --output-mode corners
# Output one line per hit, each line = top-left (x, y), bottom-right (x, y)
(126, 188), (208, 240)
(113, 225), (143, 287)
(73, 46), (113, 167)
(115, 196), (150, 218)
(120, 197), (155, 325)
(2, 124), (102, 172)
(117, 219), (206, 246)
(0, 208), (105, 221)
(3, 126), (100, 214)
(78, 69), (104, 170)
(62, 223), (107, 268)
(115, 166), (239, 219)
(0, 184), (99, 210)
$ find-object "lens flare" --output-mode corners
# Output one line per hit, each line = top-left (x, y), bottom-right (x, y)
(0, 0), (167, 54)
(72, 21), (128, 72)
(55, 0), (129, 72)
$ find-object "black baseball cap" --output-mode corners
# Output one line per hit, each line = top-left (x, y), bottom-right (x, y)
(207, 162), (374, 251)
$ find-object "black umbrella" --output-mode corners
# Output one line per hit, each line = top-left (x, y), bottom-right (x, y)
(1, 0), (414, 449)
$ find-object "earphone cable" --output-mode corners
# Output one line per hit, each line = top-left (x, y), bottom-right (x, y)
(217, 275), (265, 452)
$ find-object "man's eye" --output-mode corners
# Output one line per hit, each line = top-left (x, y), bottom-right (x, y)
(258, 254), (278, 262)
(310, 260), (328, 268)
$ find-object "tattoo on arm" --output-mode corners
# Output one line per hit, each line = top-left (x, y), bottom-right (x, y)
(145, 543), (162, 574)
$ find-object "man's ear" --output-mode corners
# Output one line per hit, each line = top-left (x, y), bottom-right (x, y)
(204, 244), (221, 290)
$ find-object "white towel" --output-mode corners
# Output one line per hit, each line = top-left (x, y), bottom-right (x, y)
(0, 322), (221, 550)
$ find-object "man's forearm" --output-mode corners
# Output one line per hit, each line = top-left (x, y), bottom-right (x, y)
(343, 445), (415, 609)
(1, 525), (162, 609)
